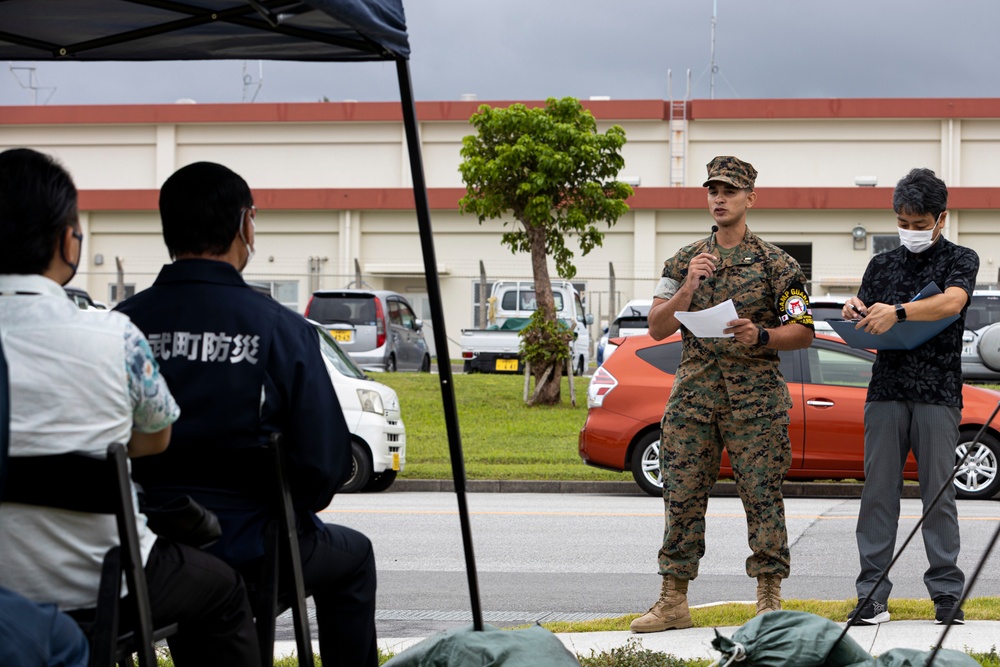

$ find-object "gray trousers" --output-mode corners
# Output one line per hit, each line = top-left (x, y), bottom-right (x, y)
(855, 401), (965, 603)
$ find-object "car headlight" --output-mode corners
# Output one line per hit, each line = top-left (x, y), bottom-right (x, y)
(357, 389), (385, 415)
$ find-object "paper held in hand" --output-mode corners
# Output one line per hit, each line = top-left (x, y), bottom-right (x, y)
(674, 299), (739, 338)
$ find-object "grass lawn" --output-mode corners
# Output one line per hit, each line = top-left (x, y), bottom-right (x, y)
(375, 372), (626, 482)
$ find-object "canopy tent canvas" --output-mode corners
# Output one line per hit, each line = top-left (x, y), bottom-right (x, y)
(0, 0), (483, 629)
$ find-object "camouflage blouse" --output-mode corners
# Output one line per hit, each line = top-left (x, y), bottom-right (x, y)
(858, 237), (979, 408)
(654, 228), (813, 423)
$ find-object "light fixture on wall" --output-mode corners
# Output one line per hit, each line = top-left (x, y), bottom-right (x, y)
(852, 225), (867, 250)
(855, 176), (877, 187)
(93, 253), (104, 266)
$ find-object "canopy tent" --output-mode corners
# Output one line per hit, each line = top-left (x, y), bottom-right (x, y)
(0, 0), (483, 630)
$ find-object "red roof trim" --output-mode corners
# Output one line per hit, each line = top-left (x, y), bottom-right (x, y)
(10, 97), (1000, 125)
(77, 187), (1000, 212)
(690, 98), (1000, 119)
(0, 100), (669, 125)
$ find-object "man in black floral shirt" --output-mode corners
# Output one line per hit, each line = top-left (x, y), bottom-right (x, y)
(842, 168), (979, 627)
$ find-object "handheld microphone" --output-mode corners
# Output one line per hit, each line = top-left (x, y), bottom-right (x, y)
(700, 226), (719, 280)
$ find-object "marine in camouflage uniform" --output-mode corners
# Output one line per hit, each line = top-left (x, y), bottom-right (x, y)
(631, 156), (814, 634)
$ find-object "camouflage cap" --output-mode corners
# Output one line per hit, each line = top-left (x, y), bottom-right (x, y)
(703, 156), (758, 189)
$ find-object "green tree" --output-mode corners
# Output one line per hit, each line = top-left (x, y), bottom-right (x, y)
(459, 97), (632, 405)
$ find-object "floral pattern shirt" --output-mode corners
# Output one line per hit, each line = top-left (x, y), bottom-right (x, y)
(125, 320), (180, 432)
(858, 237), (979, 407)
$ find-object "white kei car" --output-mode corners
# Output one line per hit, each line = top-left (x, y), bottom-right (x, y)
(311, 321), (406, 492)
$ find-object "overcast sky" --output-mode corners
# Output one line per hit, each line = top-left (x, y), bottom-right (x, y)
(2, 0), (999, 106)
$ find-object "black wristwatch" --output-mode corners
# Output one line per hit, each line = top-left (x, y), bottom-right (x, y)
(895, 304), (907, 322)
(756, 326), (770, 347)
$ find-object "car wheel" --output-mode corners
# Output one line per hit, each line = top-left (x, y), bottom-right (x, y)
(575, 355), (585, 377)
(363, 470), (398, 493)
(954, 431), (1000, 499)
(385, 354), (397, 373)
(630, 430), (664, 497)
(419, 354), (431, 372)
(463, 361), (476, 374)
(338, 441), (373, 493)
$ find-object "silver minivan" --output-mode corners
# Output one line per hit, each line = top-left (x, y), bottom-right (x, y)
(305, 289), (431, 372)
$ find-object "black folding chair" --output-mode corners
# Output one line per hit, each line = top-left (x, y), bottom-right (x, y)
(2, 443), (178, 667)
(250, 433), (315, 667)
(0, 337), (8, 490)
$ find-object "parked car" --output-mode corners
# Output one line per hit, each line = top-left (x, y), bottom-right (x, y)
(579, 333), (1000, 499)
(962, 290), (1000, 382)
(305, 289), (431, 373)
(461, 281), (591, 375)
(600, 299), (652, 366)
(64, 286), (106, 311)
(808, 295), (849, 337)
(311, 322), (406, 492)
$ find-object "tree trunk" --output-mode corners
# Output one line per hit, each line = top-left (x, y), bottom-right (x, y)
(525, 222), (561, 405)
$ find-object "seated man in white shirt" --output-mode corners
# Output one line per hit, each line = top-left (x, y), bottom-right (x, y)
(0, 147), (261, 667)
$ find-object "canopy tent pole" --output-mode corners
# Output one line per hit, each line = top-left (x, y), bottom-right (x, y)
(395, 56), (484, 631)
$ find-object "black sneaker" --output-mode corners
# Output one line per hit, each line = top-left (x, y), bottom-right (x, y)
(934, 596), (965, 625)
(848, 599), (890, 625)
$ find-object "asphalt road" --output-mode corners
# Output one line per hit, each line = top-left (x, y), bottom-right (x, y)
(288, 491), (1000, 640)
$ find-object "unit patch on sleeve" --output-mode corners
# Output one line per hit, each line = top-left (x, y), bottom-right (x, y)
(777, 284), (814, 327)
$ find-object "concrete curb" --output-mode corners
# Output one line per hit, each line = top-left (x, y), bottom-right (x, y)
(387, 478), (923, 498)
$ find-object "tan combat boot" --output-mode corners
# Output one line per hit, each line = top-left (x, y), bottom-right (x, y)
(630, 575), (693, 633)
(756, 574), (782, 615)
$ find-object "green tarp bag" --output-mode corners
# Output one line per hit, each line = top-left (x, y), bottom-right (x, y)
(383, 623), (580, 667)
(710, 611), (872, 666)
(846, 647), (980, 667)
(711, 611), (979, 667)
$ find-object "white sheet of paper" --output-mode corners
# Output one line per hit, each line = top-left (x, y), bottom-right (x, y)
(674, 299), (740, 338)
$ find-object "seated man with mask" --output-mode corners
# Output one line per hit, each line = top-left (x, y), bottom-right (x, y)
(116, 161), (377, 667)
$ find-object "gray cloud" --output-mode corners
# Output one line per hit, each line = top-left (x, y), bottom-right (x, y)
(1, 0), (997, 105)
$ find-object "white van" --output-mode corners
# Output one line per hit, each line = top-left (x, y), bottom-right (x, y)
(312, 322), (406, 492)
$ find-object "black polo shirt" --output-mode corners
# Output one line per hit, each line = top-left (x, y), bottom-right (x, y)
(858, 237), (979, 407)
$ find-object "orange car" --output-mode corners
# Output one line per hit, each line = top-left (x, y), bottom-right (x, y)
(578, 332), (1000, 499)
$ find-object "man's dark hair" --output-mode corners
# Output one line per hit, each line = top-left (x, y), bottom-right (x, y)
(893, 168), (948, 220)
(159, 162), (253, 257)
(0, 148), (78, 275)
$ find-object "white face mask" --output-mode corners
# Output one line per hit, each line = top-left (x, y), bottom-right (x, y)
(898, 213), (942, 254)
(238, 207), (256, 268)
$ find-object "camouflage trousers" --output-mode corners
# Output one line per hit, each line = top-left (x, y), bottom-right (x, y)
(658, 411), (792, 580)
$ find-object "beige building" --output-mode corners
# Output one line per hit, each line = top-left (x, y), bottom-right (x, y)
(2, 97), (999, 359)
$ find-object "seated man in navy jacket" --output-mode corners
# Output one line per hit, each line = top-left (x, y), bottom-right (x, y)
(117, 161), (377, 667)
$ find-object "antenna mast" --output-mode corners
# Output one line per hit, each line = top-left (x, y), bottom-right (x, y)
(9, 65), (56, 105)
(242, 61), (264, 103)
(709, 0), (718, 100)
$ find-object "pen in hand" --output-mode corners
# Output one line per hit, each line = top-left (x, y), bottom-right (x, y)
(850, 303), (864, 317)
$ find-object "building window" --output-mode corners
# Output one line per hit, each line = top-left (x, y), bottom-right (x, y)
(108, 283), (135, 303)
(269, 280), (299, 310)
(248, 280), (300, 310)
(872, 235), (901, 255)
